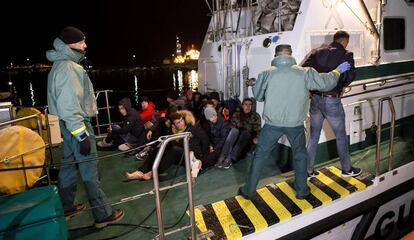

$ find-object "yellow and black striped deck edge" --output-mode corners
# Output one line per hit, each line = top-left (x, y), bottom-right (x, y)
(193, 166), (373, 240)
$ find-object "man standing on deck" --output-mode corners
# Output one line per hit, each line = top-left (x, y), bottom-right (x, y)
(238, 44), (350, 199)
(46, 26), (124, 228)
(302, 31), (362, 178)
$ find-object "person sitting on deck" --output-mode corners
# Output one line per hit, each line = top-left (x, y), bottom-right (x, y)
(166, 91), (186, 109)
(202, 107), (231, 165)
(192, 91), (203, 121)
(139, 96), (155, 127)
(215, 98), (261, 169)
(97, 97), (146, 151)
(125, 110), (210, 180)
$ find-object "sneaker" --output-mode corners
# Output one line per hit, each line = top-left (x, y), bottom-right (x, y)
(222, 159), (232, 169)
(118, 143), (132, 151)
(190, 152), (201, 178)
(95, 209), (125, 229)
(97, 139), (113, 148)
(341, 166), (362, 177)
(215, 157), (224, 168)
(307, 170), (319, 180)
(135, 146), (152, 161)
(64, 203), (86, 220)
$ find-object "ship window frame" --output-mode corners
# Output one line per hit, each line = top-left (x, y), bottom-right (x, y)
(304, 30), (364, 62)
(383, 17), (406, 51)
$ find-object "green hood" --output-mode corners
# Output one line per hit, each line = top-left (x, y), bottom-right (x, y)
(46, 38), (84, 63)
(271, 55), (297, 68)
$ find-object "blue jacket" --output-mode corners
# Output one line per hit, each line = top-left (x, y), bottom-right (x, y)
(254, 55), (340, 127)
(302, 42), (356, 94)
(208, 116), (230, 151)
(46, 38), (97, 141)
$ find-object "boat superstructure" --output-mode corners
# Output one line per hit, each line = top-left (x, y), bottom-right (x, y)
(198, 0), (414, 166)
(195, 0), (414, 239)
(1, 1), (414, 240)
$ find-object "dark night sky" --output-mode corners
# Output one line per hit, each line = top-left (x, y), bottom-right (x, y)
(0, 0), (210, 67)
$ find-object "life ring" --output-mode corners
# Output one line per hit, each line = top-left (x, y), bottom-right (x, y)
(0, 126), (45, 195)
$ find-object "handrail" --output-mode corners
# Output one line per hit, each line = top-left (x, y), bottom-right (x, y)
(375, 97), (396, 176)
(0, 113), (42, 137)
(152, 132), (196, 240)
(94, 90), (113, 136)
(349, 72), (414, 89)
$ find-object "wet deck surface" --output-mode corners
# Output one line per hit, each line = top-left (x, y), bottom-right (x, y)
(60, 137), (414, 240)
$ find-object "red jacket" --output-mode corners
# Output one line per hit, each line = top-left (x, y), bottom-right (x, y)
(139, 102), (155, 123)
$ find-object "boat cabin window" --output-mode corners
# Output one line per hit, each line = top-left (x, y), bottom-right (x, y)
(254, 0), (302, 34)
(383, 18), (405, 51)
(306, 31), (363, 61)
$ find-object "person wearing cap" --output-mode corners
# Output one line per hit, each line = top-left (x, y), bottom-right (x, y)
(202, 107), (231, 162)
(46, 26), (124, 228)
(238, 44), (351, 200)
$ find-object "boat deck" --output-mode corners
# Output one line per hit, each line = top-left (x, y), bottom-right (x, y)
(60, 136), (414, 240)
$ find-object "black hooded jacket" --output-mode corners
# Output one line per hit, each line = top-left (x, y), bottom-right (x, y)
(112, 97), (145, 138)
(302, 42), (356, 94)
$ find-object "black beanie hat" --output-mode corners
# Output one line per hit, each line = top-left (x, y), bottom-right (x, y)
(59, 26), (85, 44)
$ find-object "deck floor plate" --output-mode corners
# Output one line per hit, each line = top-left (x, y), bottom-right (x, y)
(308, 181), (333, 205)
(248, 190), (280, 226)
(277, 182), (313, 213)
(193, 167), (373, 240)
(328, 167), (368, 191)
(286, 180), (323, 208)
(235, 196), (268, 232)
(256, 187), (291, 222)
(315, 171), (351, 198)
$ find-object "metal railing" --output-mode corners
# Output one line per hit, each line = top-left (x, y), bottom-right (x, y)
(375, 97), (396, 176)
(152, 132), (196, 240)
(95, 90), (114, 137)
(349, 72), (414, 90)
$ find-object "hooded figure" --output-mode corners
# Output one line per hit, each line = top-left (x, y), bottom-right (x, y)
(97, 97), (146, 151)
(46, 27), (124, 227)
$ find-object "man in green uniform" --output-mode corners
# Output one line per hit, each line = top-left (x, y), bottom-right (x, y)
(239, 44), (350, 199)
(47, 26), (124, 228)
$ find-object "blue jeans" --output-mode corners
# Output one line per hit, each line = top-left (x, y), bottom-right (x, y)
(219, 128), (252, 162)
(307, 95), (351, 173)
(241, 124), (309, 198)
(58, 120), (112, 222)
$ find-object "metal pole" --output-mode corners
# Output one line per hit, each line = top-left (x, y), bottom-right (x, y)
(183, 135), (197, 240)
(375, 99), (384, 176)
(0, 114), (41, 128)
(387, 98), (396, 171)
(104, 90), (112, 126)
(278, 1), (282, 32)
(35, 114), (42, 137)
(95, 112), (101, 136)
(43, 108), (53, 185)
(20, 155), (29, 190)
(152, 140), (170, 240)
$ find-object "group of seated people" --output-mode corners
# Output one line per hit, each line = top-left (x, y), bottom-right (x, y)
(96, 89), (262, 181)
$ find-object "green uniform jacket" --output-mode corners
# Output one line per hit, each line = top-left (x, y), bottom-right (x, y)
(46, 38), (97, 141)
(253, 55), (340, 128)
